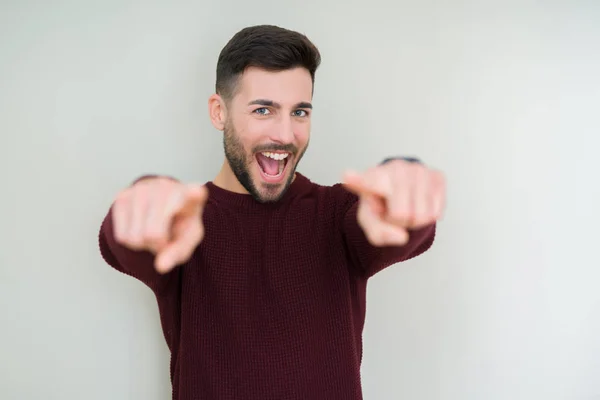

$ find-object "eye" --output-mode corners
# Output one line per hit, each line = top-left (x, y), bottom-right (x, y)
(293, 109), (309, 117)
(253, 107), (270, 115)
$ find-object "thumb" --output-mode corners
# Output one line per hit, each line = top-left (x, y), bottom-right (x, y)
(186, 183), (208, 202)
(342, 170), (369, 195)
(343, 170), (388, 198)
(178, 184), (208, 215)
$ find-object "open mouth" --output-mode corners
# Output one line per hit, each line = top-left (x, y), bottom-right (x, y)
(255, 151), (291, 182)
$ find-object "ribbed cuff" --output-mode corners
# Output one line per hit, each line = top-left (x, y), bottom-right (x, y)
(380, 156), (421, 165)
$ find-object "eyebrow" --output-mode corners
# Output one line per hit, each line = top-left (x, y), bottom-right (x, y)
(248, 99), (313, 109)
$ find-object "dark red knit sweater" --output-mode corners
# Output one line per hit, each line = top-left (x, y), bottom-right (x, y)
(98, 172), (436, 400)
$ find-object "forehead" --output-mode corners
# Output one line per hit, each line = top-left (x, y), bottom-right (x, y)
(234, 66), (313, 104)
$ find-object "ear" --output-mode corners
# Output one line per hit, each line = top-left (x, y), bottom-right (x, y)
(208, 94), (227, 131)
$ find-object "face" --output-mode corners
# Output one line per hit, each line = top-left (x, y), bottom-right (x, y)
(218, 66), (313, 203)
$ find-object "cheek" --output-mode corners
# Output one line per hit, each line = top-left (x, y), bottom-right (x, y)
(233, 130), (262, 152)
(242, 118), (272, 141)
(293, 121), (311, 143)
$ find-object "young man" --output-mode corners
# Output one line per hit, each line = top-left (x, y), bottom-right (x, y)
(98, 25), (445, 400)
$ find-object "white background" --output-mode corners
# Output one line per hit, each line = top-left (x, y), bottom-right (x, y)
(1, 1), (599, 399)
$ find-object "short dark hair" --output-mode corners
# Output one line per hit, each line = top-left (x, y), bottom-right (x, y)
(215, 25), (321, 101)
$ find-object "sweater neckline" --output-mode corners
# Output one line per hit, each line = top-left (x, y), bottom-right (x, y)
(204, 172), (313, 208)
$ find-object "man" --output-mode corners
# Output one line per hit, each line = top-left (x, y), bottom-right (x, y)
(98, 24), (445, 400)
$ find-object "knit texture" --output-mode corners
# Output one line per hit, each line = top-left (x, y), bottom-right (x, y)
(98, 172), (436, 400)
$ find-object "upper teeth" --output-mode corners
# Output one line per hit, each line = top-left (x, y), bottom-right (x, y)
(262, 152), (289, 161)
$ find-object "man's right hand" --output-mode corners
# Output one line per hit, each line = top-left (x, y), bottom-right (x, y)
(111, 177), (208, 274)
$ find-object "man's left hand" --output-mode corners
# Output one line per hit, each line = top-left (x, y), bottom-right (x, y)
(342, 159), (446, 246)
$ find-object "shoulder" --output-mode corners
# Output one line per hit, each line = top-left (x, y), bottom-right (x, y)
(295, 173), (359, 215)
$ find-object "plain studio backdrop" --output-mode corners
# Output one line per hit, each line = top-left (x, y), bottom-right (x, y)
(1, 1), (599, 399)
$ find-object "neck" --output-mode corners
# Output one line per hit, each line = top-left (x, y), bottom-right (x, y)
(212, 160), (249, 194)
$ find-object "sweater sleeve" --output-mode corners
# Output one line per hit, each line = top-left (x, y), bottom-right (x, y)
(339, 189), (436, 278)
(97, 175), (180, 294)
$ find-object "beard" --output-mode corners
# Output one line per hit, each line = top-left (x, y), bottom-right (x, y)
(223, 121), (307, 203)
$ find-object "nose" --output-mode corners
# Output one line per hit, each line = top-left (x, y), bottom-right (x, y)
(269, 115), (295, 144)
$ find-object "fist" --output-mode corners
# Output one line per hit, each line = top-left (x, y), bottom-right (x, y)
(111, 176), (208, 273)
(343, 159), (445, 246)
